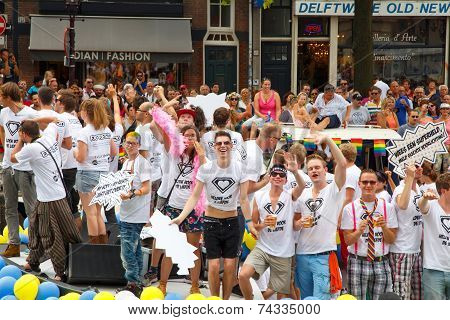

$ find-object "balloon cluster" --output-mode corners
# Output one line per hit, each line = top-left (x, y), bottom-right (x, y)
(240, 224), (256, 261)
(0, 220), (29, 245)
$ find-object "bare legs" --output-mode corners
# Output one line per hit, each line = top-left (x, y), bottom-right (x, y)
(79, 192), (105, 242)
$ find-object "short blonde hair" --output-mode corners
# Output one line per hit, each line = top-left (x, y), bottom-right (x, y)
(339, 142), (357, 163)
(289, 143), (306, 166)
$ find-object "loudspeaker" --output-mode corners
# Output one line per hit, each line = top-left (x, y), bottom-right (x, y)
(66, 243), (126, 285)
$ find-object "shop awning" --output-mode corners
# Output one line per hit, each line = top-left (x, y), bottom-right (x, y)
(29, 15), (193, 63)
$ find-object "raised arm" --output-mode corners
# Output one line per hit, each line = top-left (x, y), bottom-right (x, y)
(313, 133), (346, 189)
(418, 191), (439, 214)
(285, 152), (305, 201)
(108, 84), (122, 125)
(396, 164), (415, 210)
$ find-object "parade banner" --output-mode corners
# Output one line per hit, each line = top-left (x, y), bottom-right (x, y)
(386, 122), (448, 177)
(89, 171), (135, 210)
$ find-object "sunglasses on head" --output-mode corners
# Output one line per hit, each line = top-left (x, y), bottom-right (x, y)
(270, 172), (286, 178)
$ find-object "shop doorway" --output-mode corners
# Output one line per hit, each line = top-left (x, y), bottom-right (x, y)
(261, 42), (291, 97)
(297, 41), (329, 90)
(205, 46), (237, 94)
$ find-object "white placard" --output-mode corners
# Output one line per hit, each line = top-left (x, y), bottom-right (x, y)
(149, 210), (198, 275)
(89, 171), (134, 210)
(187, 93), (227, 127)
(386, 122), (448, 177)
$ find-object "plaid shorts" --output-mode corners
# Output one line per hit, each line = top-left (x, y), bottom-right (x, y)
(347, 254), (393, 300)
(389, 252), (423, 300)
(164, 205), (204, 233)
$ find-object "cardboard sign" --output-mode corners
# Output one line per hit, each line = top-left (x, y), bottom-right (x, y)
(386, 122), (448, 177)
(187, 93), (227, 127)
(89, 171), (134, 210)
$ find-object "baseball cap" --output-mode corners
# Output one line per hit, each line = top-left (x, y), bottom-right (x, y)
(440, 103), (450, 109)
(179, 84), (188, 90)
(270, 164), (287, 175)
(176, 107), (196, 119)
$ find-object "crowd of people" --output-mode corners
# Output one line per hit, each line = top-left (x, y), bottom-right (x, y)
(0, 70), (449, 301)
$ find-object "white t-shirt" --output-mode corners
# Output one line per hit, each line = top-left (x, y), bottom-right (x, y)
(201, 129), (246, 162)
(196, 160), (248, 211)
(344, 164), (362, 200)
(15, 124), (65, 202)
(38, 109), (71, 150)
(120, 155), (152, 224)
(136, 124), (162, 181)
(245, 140), (265, 203)
(391, 182), (423, 253)
(76, 124), (112, 172)
(109, 123), (124, 172)
(157, 150), (170, 198)
(422, 200), (450, 272)
(286, 170), (311, 190)
(0, 106), (39, 170)
(377, 190), (392, 203)
(341, 199), (398, 257)
(167, 153), (195, 210)
(296, 182), (345, 254)
(254, 189), (297, 257)
(60, 112), (82, 169)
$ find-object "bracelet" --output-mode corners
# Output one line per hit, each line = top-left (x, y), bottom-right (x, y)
(245, 219), (252, 223)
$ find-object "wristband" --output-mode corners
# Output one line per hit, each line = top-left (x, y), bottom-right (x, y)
(245, 219), (252, 223)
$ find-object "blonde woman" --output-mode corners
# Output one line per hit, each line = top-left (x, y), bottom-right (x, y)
(293, 92), (316, 128)
(377, 96), (399, 130)
(74, 98), (118, 244)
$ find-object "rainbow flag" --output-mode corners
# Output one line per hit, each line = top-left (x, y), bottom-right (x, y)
(303, 138), (316, 151)
(332, 138), (341, 147)
(351, 138), (363, 155)
(374, 139), (386, 157)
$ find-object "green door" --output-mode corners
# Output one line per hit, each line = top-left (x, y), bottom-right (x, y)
(205, 46), (237, 94)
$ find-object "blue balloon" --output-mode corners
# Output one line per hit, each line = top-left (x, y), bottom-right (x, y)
(304, 296), (318, 300)
(281, 297), (293, 300)
(1, 295), (17, 300)
(240, 243), (250, 261)
(165, 292), (183, 300)
(0, 256), (5, 270)
(46, 297), (59, 300)
(20, 233), (29, 244)
(23, 217), (29, 229)
(0, 265), (22, 280)
(0, 276), (16, 298)
(36, 282), (60, 300)
(80, 290), (97, 300)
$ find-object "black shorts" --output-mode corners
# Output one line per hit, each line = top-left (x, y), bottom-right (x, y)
(315, 114), (341, 129)
(204, 216), (240, 259)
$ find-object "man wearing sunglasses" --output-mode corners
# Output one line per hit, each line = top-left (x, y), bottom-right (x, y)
(341, 169), (398, 300)
(397, 109), (420, 138)
(364, 86), (383, 125)
(171, 131), (252, 299)
(239, 158), (305, 300)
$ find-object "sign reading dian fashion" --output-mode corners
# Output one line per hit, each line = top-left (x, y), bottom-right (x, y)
(295, 1), (450, 16)
(74, 51), (151, 62)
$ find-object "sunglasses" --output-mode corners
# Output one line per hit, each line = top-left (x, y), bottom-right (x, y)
(270, 172), (287, 178)
(411, 115), (419, 119)
(371, 92), (380, 95)
(230, 98), (239, 101)
(215, 141), (231, 146)
(360, 180), (377, 185)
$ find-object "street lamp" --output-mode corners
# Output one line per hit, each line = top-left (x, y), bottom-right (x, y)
(65, 0), (81, 85)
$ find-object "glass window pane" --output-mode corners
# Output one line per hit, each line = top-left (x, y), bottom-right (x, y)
(262, 8), (291, 37)
(298, 17), (329, 37)
(210, 4), (220, 27)
(221, 4), (231, 28)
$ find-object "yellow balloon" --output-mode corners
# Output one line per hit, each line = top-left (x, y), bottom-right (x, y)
(337, 294), (357, 300)
(24, 228), (29, 237)
(207, 296), (222, 300)
(0, 235), (7, 244)
(244, 232), (256, 250)
(94, 291), (115, 300)
(140, 286), (164, 300)
(186, 293), (206, 300)
(60, 292), (81, 300)
(3, 226), (9, 240)
(19, 226), (25, 234)
(14, 274), (39, 300)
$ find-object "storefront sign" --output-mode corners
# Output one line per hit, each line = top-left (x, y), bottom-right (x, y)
(74, 51), (151, 62)
(295, 1), (450, 16)
(304, 23), (323, 34)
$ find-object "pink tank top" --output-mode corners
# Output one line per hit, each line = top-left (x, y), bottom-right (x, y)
(258, 91), (276, 117)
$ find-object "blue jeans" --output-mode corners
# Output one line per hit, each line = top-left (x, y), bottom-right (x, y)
(423, 268), (450, 300)
(120, 222), (145, 284)
(295, 253), (331, 300)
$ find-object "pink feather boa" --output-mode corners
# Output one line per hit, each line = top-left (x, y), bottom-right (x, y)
(151, 106), (205, 216)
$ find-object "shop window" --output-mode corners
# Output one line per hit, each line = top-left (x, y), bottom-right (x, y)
(209, 0), (231, 29)
(298, 17), (330, 37)
(337, 18), (446, 85)
(261, 0), (291, 37)
(85, 62), (179, 89)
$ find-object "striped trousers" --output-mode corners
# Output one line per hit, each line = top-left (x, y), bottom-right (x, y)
(27, 198), (82, 276)
(389, 252), (423, 300)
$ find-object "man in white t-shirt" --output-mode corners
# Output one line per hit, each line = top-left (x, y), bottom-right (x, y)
(0, 83), (39, 258)
(341, 169), (398, 300)
(295, 133), (347, 300)
(418, 173), (450, 300)
(11, 120), (81, 280)
(390, 163), (424, 300)
(239, 159), (305, 300)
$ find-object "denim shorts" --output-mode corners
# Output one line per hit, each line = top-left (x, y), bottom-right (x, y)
(204, 216), (240, 259)
(75, 170), (106, 193)
(164, 205), (204, 233)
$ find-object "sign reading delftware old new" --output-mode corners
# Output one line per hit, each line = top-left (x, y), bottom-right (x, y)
(74, 51), (151, 62)
(295, 1), (450, 16)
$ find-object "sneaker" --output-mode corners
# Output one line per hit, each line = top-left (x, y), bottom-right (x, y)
(0, 244), (20, 258)
(143, 269), (158, 286)
(157, 281), (167, 296)
(117, 283), (143, 298)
